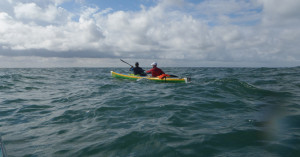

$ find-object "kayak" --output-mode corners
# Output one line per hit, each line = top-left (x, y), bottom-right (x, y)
(0, 136), (7, 157)
(111, 71), (190, 83)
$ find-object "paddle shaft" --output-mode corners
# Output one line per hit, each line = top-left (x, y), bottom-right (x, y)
(120, 59), (133, 67)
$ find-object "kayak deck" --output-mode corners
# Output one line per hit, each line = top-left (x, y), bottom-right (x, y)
(111, 71), (189, 83)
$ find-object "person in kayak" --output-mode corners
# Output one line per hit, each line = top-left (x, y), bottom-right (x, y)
(130, 62), (147, 76)
(146, 62), (165, 77)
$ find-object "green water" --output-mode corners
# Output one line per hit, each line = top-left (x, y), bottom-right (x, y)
(0, 67), (299, 157)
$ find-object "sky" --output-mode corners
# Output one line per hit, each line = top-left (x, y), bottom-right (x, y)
(0, 0), (300, 67)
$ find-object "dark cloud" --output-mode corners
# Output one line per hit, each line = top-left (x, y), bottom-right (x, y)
(0, 47), (116, 58)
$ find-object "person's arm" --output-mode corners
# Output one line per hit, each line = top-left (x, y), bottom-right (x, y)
(146, 68), (152, 74)
(130, 66), (134, 71)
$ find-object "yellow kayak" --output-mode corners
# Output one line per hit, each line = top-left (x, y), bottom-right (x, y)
(111, 71), (190, 83)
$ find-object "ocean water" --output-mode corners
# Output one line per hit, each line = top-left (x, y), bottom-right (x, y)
(0, 67), (300, 157)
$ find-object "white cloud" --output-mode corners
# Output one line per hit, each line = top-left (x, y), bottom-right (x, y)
(14, 3), (42, 19)
(0, 0), (299, 67)
(14, 2), (72, 24)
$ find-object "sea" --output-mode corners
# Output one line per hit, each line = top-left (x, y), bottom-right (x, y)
(0, 67), (299, 157)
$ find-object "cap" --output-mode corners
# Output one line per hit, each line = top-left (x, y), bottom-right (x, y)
(151, 62), (157, 66)
(135, 62), (139, 65)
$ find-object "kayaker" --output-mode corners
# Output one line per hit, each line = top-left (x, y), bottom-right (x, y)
(130, 62), (147, 76)
(146, 62), (165, 77)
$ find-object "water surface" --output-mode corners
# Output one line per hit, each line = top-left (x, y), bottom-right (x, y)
(0, 67), (299, 157)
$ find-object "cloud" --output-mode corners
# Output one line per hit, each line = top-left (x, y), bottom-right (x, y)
(0, 0), (299, 67)
(0, 56), (122, 68)
(13, 2), (71, 24)
(259, 0), (300, 27)
(0, 2), (106, 52)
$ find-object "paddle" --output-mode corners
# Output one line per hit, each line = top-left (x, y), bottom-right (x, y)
(120, 59), (133, 67)
(169, 74), (178, 78)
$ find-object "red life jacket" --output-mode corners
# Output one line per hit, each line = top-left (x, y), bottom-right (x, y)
(146, 67), (164, 77)
(158, 74), (170, 79)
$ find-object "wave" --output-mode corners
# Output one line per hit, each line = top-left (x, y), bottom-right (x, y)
(0, 67), (299, 157)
